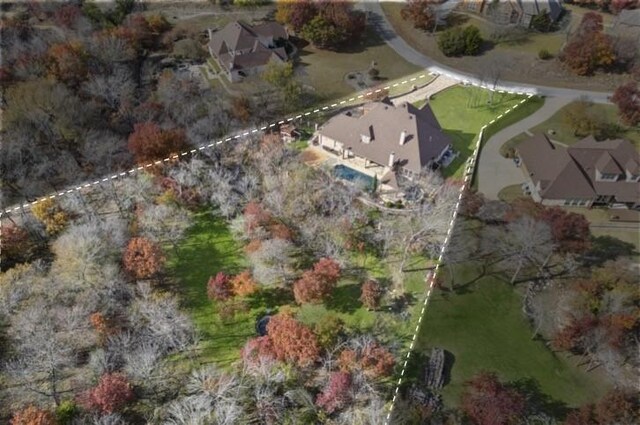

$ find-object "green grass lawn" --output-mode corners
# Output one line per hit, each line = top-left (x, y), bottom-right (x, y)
(297, 27), (422, 101)
(168, 211), (437, 368)
(413, 262), (611, 409)
(528, 102), (640, 149)
(428, 87), (543, 178)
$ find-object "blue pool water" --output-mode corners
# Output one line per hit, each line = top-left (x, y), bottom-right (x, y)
(333, 164), (375, 190)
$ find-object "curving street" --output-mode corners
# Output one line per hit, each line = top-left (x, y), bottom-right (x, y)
(362, 0), (613, 104)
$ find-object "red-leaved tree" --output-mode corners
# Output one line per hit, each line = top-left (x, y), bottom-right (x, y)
(241, 336), (276, 366)
(266, 314), (319, 367)
(10, 406), (56, 425)
(46, 41), (88, 86)
(79, 373), (135, 414)
(612, 81), (640, 126)
(560, 12), (616, 76)
(460, 372), (526, 425)
(316, 371), (352, 414)
(122, 237), (165, 279)
(293, 258), (341, 304)
(207, 272), (232, 301)
(401, 0), (440, 31)
(360, 280), (383, 310)
(565, 389), (639, 425)
(338, 341), (395, 378)
(127, 122), (188, 164)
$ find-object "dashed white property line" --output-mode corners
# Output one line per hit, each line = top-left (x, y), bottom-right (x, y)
(383, 93), (534, 425)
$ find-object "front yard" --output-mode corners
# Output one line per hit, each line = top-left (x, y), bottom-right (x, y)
(526, 102), (640, 149)
(296, 27), (422, 101)
(428, 86), (542, 178)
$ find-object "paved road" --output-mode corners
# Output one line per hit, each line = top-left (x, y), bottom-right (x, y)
(363, 0), (613, 104)
(476, 97), (573, 199)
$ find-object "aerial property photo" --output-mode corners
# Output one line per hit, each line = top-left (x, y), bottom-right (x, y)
(0, 1), (638, 425)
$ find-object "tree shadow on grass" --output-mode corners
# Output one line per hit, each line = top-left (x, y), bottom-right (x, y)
(511, 377), (570, 420)
(246, 286), (294, 310)
(584, 235), (638, 267)
(327, 283), (363, 313)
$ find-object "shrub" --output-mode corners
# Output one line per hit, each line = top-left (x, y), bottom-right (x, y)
(438, 25), (483, 57)
(55, 400), (77, 425)
(538, 49), (552, 60)
(368, 67), (380, 80)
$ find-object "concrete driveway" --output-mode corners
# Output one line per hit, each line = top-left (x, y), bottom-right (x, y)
(476, 97), (573, 199)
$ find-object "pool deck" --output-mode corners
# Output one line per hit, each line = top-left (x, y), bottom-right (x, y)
(303, 145), (398, 193)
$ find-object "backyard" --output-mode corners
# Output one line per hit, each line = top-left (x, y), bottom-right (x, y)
(427, 86), (543, 178)
(168, 210), (437, 369)
(412, 259), (612, 410)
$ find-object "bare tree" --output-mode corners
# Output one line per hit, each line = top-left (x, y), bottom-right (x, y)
(482, 216), (555, 284)
(84, 67), (136, 110)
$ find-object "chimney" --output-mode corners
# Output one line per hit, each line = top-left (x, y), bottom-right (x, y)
(207, 28), (213, 40)
(399, 130), (407, 146)
(388, 152), (395, 167)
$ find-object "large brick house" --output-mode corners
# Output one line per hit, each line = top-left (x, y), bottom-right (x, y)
(459, 0), (563, 27)
(516, 134), (640, 209)
(208, 21), (289, 82)
(317, 98), (452, 189)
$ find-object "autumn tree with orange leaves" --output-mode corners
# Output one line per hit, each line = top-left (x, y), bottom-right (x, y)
(293, 258), (341, 304)
(266, 314), (320, 367)
(122, 237), (165, 279)
(560, 12), (615, 76)
(127, 122), (188, 164)
(10, 406), (55, 425)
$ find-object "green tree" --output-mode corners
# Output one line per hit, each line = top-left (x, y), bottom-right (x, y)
(438, 27), (467, 57)
(463, 25), (483, 55)
(300, 15), (347, 48)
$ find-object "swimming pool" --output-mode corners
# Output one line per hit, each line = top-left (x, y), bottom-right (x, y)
(333, 164), (375, 190)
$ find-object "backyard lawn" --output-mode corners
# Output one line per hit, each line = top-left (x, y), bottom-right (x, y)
(168, 210), (437, 369)
(413, 261), (611, 409)
(428, 86), (543, 178)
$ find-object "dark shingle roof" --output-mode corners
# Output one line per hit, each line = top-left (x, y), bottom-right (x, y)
(517, 134), (640, 203)
(209, 20), (288, 71)
(319, 101), (451, 174)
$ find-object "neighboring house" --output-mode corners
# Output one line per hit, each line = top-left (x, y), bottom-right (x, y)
(459, 0), (563, 27)
(516, 134), (640, 209)
(317, 98), (452, 190)
(612, 9), (640, 48)
(207, 21), (289, 82)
